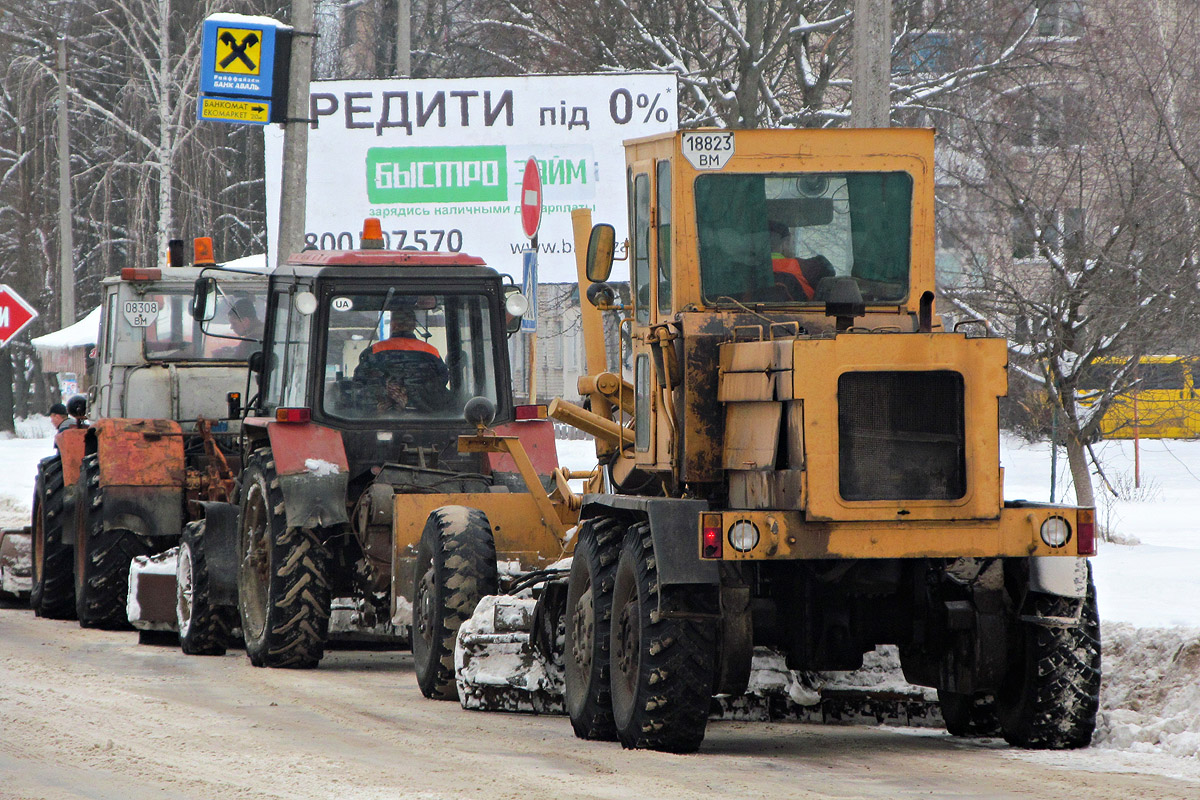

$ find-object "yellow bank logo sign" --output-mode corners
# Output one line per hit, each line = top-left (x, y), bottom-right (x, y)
(214, 27), (262, 75)
(198, 97), (270, 125)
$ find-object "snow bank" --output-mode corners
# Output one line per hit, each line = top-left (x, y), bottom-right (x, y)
(1096, 622), (1200, 758)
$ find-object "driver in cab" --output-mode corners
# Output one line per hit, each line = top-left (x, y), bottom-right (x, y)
(355, 303), (449, 412)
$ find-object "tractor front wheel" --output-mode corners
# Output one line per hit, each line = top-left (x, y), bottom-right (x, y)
(31, 455), (75, 619)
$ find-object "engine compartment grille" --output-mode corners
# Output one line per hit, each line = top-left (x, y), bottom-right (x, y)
(838, 371), (966, 501)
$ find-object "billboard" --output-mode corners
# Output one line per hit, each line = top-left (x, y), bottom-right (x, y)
(264, 74), (677, 283)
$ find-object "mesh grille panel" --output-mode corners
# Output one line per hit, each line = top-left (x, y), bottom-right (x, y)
(838, 371), (966, 501)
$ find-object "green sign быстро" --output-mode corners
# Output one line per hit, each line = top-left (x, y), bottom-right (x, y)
(367, 146), (508, 204)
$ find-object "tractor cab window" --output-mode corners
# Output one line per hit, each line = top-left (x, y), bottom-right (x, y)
(320, 291), (500, 422)
(695, 171), (913, 305)
(143, 288), (267, 361)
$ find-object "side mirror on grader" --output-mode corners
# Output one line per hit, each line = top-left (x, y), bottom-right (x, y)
(585, 224), (616, 282)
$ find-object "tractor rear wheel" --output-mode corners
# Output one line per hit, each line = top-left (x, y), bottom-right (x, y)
(609, 522), (716, 753)
(75, 454), (149, 629)
(238, 450), (331, 668)
(413, 506), (498, 700)
(997, 562), (1101, 749)
(178, 520), (235, 656)
(31, 455), (75, 619)
(563, 516), (624, 741)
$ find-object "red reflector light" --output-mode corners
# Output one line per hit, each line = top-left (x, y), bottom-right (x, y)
(121, 268), (162, 282)
(1077, 508), (1096, 556)
(193, 237), (216, 265)
(362, 218), (384, 249)
(701, 513), (723, 559)
(515, 404), (547, 420)
(275, 407), (311, 424)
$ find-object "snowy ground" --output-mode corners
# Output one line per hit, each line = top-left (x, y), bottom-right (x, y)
(6, 422), (1200, 779)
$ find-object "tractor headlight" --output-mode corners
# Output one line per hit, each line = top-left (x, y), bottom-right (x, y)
(728, 520), (760, 553)
(1040, 516), (1072, 548)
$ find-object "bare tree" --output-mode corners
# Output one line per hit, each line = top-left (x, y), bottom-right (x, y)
(939, 0), (1200, 506)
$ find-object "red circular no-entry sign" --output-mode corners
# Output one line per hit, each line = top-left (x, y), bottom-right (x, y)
(520, 157), (542, 240)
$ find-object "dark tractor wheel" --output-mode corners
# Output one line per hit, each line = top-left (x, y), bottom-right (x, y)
(178, 520), (235, 656)
(997, 562), (1101, 749)
(238, 449), (331, 669)
(938, 690), (1000, 737)
(563, 516), (624, 741)
(30, 455), (75, 619)
(74, 454), (150, 629)
(413, 506), (498, 700)
(609, 522), (717, 754)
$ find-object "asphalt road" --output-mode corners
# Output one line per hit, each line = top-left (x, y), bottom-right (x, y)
(0, 599), (1193, 800)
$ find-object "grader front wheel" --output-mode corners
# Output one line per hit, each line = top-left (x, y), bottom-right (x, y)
(412, 506), (498, 700)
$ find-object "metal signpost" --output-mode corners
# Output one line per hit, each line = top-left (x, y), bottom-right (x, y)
(521, 157), (542, 402)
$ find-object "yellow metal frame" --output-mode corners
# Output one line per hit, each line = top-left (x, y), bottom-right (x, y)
(792, 332), (1008, 522)
(704, 505), (1087, 561)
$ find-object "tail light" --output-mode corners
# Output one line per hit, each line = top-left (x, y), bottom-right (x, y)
(515, 404), (547, 420)
(701, 513), (723, 559)
(194, 237), (216, 265)
(361, 218), (384, 249)
(1076, 508), (1096, 556)
(275, 407), (311, 424)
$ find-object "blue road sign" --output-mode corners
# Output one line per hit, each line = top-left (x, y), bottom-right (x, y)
(521, 250), (538, 333)
(200, 15), (282, 100)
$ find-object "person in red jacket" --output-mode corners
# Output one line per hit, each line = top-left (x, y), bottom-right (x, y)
(356, 305), (449, 412)
(769, 221), (834, 301)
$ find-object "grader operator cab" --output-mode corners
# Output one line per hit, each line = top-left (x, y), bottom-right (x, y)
(510, 128), (1098, 754)
(183, 225), (582, 697)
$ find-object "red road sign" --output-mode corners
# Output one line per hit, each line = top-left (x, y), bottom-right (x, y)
(520, 157), (542, 239)
(0, 284), (38, 347)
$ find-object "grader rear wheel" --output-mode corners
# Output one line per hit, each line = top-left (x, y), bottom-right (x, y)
(609, 522), (716, 754)
(997, 563), (1101, 749)
(563, 516), (624, 741)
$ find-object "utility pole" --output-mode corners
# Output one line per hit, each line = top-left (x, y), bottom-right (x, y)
(276, 0), (316, 266)
(396, 0), (411, 76)
(850, 0), (891, 128)
(56, 37), (75, 328)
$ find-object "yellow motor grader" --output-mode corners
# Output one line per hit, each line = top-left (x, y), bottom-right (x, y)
(469, 128), (1098, 754)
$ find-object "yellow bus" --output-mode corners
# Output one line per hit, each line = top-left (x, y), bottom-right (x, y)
(1078, 356), (1200, 439)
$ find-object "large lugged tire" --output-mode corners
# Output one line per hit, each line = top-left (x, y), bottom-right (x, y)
(563, 516), (624, 741)
(938, 690), (1000, 737)
(178, 520), (235, 656)
(413, 506), (498, 700)
(997, 562), (1101, 749)
(238, 449), (331, 669)
(609, 522), (717, 753)
(30, 455), (75, 619)
(75, 454), (150, 629)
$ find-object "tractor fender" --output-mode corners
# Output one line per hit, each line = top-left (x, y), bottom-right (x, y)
(579, 495), (717, 586)
(52, 427), (89, 548)
(263, 421), (350, 530)
(1028, 556), (1089, 599)
(192, 501), (240, 608)
(69, 420), (186, 542)
(489, 418), (559, 493)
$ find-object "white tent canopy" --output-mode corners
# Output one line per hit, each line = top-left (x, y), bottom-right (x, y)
(32, 306), (101, 351)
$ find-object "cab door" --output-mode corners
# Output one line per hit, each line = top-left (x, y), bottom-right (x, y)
(629, 162), (656, 468)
